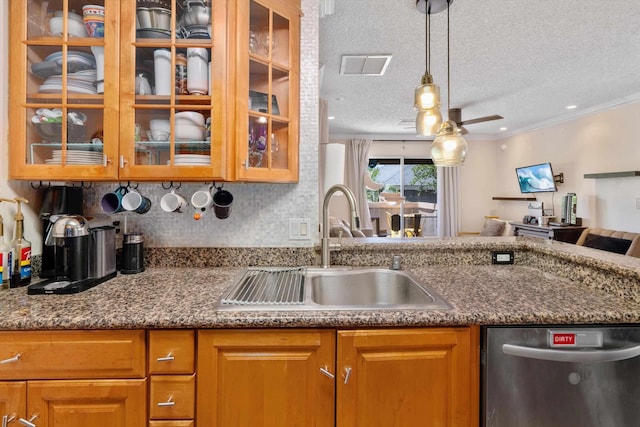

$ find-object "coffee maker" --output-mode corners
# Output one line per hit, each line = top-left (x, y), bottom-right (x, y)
(39, 186), (84, 278)
(28, 215), (117, 294)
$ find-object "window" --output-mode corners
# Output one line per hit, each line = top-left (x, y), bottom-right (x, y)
(367, 158), (436, 203)
(367, 158), (437, 237)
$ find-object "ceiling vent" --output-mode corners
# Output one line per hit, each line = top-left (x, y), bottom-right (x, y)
(340, 55), (392, 76)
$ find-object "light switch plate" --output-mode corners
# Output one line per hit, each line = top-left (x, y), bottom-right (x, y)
(492, 250), (514, 264)
(289, 218), (312, 240)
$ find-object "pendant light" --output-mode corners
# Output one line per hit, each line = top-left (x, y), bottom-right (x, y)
(414, 1), (442, 136)
(431, 0), (467, 166)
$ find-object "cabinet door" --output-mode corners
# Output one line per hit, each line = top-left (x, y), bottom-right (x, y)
(26, 379), (146, 427)
(118, 0), (230, 181)
(233, 0), (301, 182)
(337, 328), (479, 427)
(9, 0), (120, 180)
(0, 382), (26, 423)
(197, 329), (335, 427)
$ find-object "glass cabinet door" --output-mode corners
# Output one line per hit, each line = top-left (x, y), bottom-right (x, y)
(237, 0), (300, 182)
(9, 0), (119, 180)
(119, 0), (228, 181)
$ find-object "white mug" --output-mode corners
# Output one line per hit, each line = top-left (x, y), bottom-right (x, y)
(187, 48), (209, 95)
(154, 49), (172, 96)
(122, 190), (152, 214)
(191, 186), (212, 220)
(161, 190), (188, 213)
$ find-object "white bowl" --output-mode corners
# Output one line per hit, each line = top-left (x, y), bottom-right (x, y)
(149, 119), (170, 132)
(49, 14), (88, 37)
(175, 123), (205, 141)
(147, 130), (170, 141)
(175, 111), (205, 127)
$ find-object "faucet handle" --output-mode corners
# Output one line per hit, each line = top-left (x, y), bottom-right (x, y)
(390, 255), (402, 270)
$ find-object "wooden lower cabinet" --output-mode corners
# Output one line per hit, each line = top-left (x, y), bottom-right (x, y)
(0, 380), (145, 427)
(338, 327), (479, 427)
(197, 329), (336, 427)
(197, 327), (479, 427)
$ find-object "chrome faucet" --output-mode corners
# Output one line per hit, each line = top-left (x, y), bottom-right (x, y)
(321, 184), (360, 268)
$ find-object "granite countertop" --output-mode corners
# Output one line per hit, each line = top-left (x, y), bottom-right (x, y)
(1, 237), (639, 330)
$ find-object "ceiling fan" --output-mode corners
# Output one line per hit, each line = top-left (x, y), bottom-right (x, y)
(448, 108), (503, 135)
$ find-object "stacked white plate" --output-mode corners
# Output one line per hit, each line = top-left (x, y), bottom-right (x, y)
(174, 154), (210, 165)
(39, 69), (98, 94)
(45, 150), (103, 165)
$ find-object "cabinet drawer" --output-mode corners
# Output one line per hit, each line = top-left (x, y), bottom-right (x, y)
(0, 330), (145, 380)
(149, 422), (194, 427)
(148, 330), (195, 374)
(150, 375), (195, 419)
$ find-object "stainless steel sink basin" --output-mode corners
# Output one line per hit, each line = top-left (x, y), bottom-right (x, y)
(306, 268), (450, 309)
(218, 267), (452, 311)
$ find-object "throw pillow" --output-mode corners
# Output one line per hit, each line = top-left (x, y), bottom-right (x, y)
(583, 234), (632, 255)
(480, 219), (506, 236)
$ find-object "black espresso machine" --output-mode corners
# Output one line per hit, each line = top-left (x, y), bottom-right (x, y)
(28, 214), (117, 294)
(39, 185), (84, 278)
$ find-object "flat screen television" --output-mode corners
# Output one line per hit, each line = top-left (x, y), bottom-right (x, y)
(515, 162), (557, 193)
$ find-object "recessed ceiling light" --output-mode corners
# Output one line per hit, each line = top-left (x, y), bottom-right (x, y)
(499, 127), (507, 131)
(566, 105), (577, 110)
(328, 116), (335, 120)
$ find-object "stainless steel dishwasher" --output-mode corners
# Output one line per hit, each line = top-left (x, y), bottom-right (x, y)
(482, 325), (640, 427)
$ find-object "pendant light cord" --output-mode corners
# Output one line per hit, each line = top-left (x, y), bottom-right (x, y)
(426, 5), (430, 72)
(446, 0), (451, 113)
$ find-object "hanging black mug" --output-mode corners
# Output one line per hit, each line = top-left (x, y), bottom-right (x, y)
(212, 189), (233, 219)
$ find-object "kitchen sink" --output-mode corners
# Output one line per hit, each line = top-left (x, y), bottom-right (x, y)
(218, 267), (452, 311)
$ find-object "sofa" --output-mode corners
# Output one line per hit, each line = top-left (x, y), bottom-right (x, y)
(328, 216), (375, 238)
(575, 228), (640, 257)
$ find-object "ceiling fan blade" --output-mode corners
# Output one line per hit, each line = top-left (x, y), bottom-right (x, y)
(459, 114), (504, 126)
(460, 126), (469, 135)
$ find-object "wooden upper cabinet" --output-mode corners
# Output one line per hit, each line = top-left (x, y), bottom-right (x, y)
(118, 0), (231, 181)
(9, 0), (301, 183)
(337, 328), (479, 427)
(9, 0), (120, 181)
(233, 0), (301, 182)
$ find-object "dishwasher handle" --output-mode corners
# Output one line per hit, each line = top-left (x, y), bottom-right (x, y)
(502, 343), (640, 363)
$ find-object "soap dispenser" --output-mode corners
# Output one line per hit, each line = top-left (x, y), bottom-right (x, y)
(10, 197), (31, 288)
(0, 198), (16, 290)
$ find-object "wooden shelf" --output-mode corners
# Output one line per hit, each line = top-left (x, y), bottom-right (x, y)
(584, 171), (640, 179)
(492, 196), (537, 201)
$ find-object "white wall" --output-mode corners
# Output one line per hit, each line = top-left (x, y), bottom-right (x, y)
(491, 101), (640, 232)
(0, 1), (41, 252)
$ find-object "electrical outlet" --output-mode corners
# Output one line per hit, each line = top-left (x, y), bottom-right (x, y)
(492, 251), (514, 264)
(289, 218), (312, 240)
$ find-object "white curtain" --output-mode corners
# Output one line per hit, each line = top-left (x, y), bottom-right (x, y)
(345, 139), (373, 230)
(437, 166), (460, 237)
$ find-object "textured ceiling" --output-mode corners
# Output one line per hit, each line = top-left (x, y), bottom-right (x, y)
(319, 0), (640, 140)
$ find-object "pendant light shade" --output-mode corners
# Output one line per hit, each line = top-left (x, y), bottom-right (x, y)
(416, 106), (443, 136)
(431, 0), (467, 166)
(431, 120), (468, 166)
(415, 1), (442, 136)
(414, 73), (441, 110)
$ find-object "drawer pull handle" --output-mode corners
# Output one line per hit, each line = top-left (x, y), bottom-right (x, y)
(18, 414), (38, 427)
(343, 367), (352, 385)
(0, 354), (21, 365)
(319, 367), (335, 379)
(3, 414), (16, 427)
(157, 396), (176, 407)
(156, 352), (175, 362)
